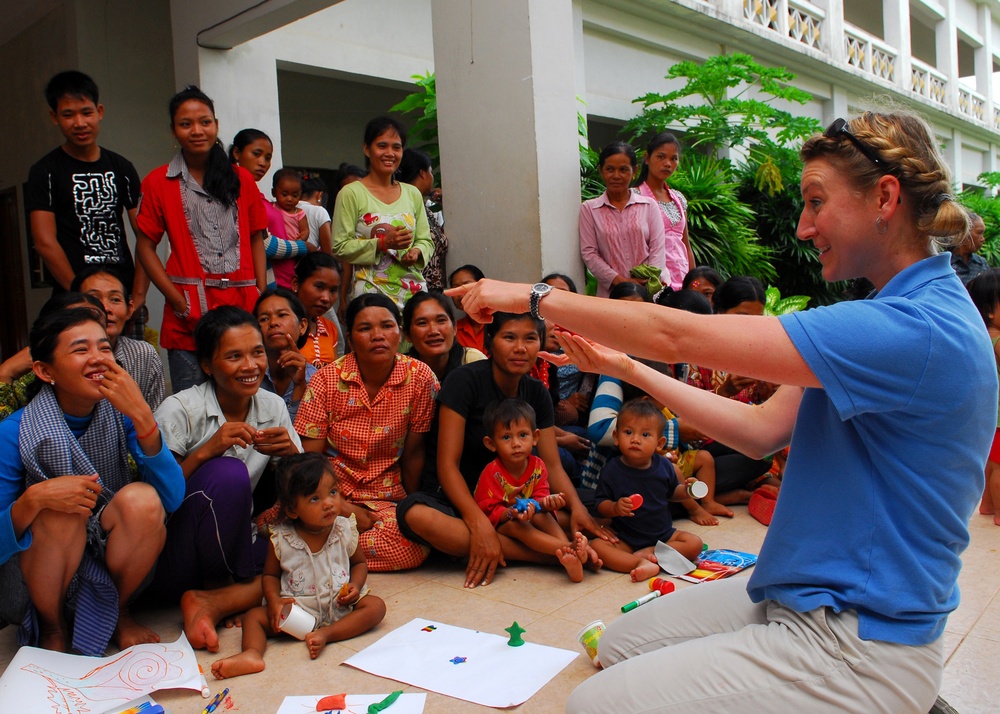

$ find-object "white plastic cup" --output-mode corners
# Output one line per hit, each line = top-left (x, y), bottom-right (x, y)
(278, 602), (316, 640)
(576, 620), (605, 666)
(687, 480), (709, 499)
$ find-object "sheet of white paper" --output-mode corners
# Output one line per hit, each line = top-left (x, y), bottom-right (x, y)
(342, 619), (578, 708)
(0, 633), (202, 714)
(276, 693), (426, 714)
(654, 541), (697, 575)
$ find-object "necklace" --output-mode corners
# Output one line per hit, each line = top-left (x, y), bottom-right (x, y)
(298, 522), (332, 536)
(309, 318), (330, 368)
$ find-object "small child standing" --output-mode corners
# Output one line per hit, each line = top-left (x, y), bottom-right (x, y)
(591, 399), (704, 581)
(474, 399), (599, 582)
(969, 268), (1000, 526)
(211, 453), (385, 679)
(271, 168), (312, 288)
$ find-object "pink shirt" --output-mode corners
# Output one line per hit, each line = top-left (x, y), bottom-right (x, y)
(578, 191), (666, 297)
(638, 182), (688, 290)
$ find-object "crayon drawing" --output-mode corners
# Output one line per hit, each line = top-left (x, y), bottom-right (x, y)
(0, 634), (202, 714)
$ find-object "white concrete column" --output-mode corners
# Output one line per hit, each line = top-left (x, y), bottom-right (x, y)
(817, 0), (845, 64)
(431, 0), (583, 284)
(936, 0), (959, 112)
(882, 0), (911, 94)
(944, 127), (963, 191)
(976, 4), (994, 111)
(823, 85), (849, 126)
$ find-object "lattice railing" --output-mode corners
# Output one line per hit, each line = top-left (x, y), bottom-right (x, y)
(844, 25), (895, 82)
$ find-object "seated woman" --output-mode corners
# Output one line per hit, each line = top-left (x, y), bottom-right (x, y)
(152, 306), (302, 601)
(397, 312), (613, 589)
(0, 307), (183, 653)
(0, 293), (106, 421)
(292, 252), (341, 369)
(253, 287), (316, 420)
(403, 291), (486, 382)
(71, 265), (166, 410)
(295, 293), (438, 571)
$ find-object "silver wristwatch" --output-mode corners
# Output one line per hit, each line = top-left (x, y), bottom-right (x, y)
(529, 282), (553, 319)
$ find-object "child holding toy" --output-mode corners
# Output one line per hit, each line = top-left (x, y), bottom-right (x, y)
(591, 398), (704, 581)
(211, 453), (385, 678)
(270, 169), (312, 288)
(473, 399), (598, 582)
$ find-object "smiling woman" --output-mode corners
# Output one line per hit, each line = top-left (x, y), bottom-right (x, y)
(151, 306), (301, 600)
(0, 307), (183, 655)
(135, 87), (268, 393)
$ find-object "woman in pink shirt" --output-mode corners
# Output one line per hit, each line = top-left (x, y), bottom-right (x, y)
(579, 142), (666, 298)
(635, 133), (696, 290)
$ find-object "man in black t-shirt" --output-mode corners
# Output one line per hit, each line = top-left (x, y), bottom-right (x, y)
(25, 71), (148, 321)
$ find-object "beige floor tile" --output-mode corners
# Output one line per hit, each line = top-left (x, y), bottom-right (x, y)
(939, 633), (1000, 713)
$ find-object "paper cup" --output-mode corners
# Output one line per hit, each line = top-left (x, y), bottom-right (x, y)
(687, 480), (709, 499)
(279, 602), (315, 640)
(576, 620), (605, 666)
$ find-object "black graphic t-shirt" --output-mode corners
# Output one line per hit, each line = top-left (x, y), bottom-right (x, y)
(25, 147), (141, 292)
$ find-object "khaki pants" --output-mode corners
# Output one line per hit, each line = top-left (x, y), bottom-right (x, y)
(566, 578), (942, 714)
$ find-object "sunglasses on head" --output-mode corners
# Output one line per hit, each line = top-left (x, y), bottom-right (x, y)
(825, 118), (887, 169)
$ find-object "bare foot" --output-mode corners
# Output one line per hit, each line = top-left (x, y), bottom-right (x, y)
(685, 504), (719, 527)
(994, 513), (1000, 527)
(556, 546), (584, 583)
(629, 559), (661, 582)
(211, 650), (265, 679)
(716, 489), (753, 506)
(181, 590), (220, 653)
(114, 609), (160, 650)
(702, 500), (735, 519)
(573, 532), (603, 572)
(980, 492), (994, 515)
(305, 630), (332, 659)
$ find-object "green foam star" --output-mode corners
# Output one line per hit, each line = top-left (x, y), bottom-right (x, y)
(504, 621), (526, 647)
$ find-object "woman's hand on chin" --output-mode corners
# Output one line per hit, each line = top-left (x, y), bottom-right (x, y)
(98, 359), (154, 425)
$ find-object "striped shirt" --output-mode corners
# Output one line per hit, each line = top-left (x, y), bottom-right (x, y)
(166, 153), (241, 275)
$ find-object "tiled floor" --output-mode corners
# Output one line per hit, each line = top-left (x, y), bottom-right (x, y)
(2, 505), (998, 713)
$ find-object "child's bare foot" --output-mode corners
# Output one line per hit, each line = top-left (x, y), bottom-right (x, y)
(629, 559), (660, 582)
(980, 492), (994, 515)
(685, 504), (719, 526)
(556, 546), (585, 583)
(702, 500), (735, 519)
(305, 630), (332, 659)
(114, 609), (160, 649)
(571, 532), (603, 572)
(211, 650), (265, 679)
(181, 590), (220, 653)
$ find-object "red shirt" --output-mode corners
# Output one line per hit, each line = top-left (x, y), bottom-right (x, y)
(136, 162), (266, 351)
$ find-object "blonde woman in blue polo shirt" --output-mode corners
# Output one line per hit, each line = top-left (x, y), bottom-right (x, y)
(452, 111), (997, 714)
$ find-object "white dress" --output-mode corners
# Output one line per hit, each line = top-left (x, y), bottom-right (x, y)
(270, 514), (368, 628)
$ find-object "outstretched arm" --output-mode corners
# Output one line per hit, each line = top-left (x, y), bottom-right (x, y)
(450, 279), (818, 389)
(548, 331), (802, 460)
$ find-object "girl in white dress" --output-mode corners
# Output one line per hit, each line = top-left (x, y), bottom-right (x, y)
(211, 453), (385, 678)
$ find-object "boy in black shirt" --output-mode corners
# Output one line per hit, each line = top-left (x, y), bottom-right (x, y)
(25, 71), (148, 326)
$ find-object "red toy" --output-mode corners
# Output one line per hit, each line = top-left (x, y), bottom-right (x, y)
(317, 693), (347, 711)
(628, 493), (644, 510)
(648, 577), (675, 595)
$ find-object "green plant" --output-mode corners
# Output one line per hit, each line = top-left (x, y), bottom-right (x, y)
(958, 173), (1000, 266)
(626, 53), (821, 160)
(670, 153), (775, 282)
(390, 72), (439, 163)
(763, 286), (810, 316)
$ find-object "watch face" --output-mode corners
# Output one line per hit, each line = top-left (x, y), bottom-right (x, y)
(532, 283), (552, 295)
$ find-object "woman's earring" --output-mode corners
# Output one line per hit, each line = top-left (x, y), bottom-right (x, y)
(875, 216), (889, 234)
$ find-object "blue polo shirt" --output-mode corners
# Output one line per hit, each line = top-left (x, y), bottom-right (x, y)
(748, 254), (997, 645)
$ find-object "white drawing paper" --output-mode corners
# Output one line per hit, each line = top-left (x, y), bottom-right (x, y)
(276, 693), (426, 714)
(0, 633), (202, 714)
(342, 619), (578, 708)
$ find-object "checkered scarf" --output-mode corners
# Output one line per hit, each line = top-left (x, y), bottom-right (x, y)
(19, 384), (130, 509)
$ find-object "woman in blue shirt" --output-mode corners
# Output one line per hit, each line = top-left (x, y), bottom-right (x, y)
(453, 111), (997, 713)
(0, 307), (183, 655)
